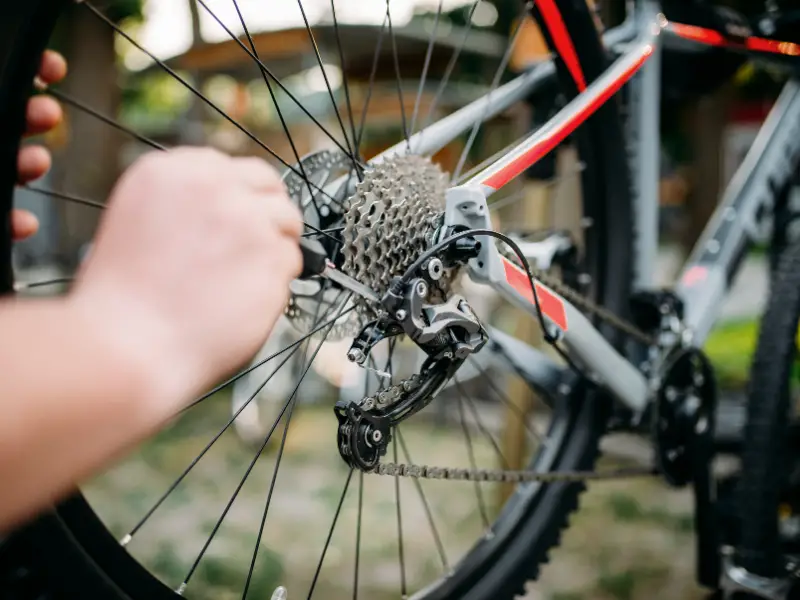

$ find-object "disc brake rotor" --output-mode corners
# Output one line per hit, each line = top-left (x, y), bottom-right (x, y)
(283, 149), (359, 340)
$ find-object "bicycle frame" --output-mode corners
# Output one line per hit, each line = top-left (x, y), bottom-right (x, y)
(413, 1), (800, 414)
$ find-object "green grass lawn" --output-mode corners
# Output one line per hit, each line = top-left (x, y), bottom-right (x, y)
(703, 319), (761, 390)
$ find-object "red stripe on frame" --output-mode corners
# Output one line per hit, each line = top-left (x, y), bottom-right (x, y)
(746, 36), (800, 56)
(502, 257), (569, 332)
(537, 0), (587, 92)
(669, 22), (800, 57)
(668, 23), (725, 47)
(481, 45), (652, 191)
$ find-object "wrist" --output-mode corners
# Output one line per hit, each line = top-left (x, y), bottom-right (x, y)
(65, 287), (197, 421)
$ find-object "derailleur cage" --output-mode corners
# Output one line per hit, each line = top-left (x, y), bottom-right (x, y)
(334, 401), (392, 472)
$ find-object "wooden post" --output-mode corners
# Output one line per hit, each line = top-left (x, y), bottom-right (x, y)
(498, 181), (548, 504)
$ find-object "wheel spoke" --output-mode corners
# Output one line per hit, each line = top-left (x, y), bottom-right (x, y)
(26, 182), (342, 247)
(124, 343), (300, 547)
(180, 293), (349, 593)
(43, 87), (165, 151)
(352, 471), (364, 600)
(452, 9), (526, 181)
(240, 364), (305, 598)
(301, 226), (345, 239)
(419, 1), (481, 136)
(392, 435), (408, 598)
(355, 12), (388, 151)
(14, 277), (73, 291)
(183, 302), (355, 412)
(386, 2), (409, 146)
(306, 469), (355, 600)
(409, 0), (443, 138)
(230, 0), (337, 219)
(468, 358), (546, 444)
(296, 0), (359, 175)
(193, 0), (362, 169)
(456, 391), (490, 529)
(242, 289), (341, 598)
(329, 0), (361, 163)
(82, 1), (344, 211)
(396, 429), (450, 572)
(123, 294), (349, 545)
(25, 186), (104, 210)
(455, 378), (508, 469)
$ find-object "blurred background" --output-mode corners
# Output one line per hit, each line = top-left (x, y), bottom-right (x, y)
(15, 0), (800, 598)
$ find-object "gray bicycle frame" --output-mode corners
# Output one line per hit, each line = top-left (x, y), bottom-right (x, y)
(384, 1), (800, 415)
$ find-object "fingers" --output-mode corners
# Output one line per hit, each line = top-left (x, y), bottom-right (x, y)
(17, 51), (67, 184)
(11, 210), (39, 242)
(230, 156), (286, 193)
(38, 51), (67, 87)
(25, 96), (62, 137)
(17, 146), (51, 184)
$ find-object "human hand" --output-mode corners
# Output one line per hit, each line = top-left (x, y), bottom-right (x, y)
(71, 148), (303, 410)
(15, 50), (67, 241)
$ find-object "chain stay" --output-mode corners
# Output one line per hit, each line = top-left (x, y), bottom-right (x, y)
(522, 255), (656, 346)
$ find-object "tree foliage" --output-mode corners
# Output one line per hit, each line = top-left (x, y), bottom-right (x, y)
(105, 0), (145, 23)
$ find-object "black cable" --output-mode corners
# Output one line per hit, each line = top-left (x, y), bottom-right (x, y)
(395, 228), (587, 377)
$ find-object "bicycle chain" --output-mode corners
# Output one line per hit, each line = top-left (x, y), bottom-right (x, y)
(503, 251), (657, 346)
(373, 462), (658, 483)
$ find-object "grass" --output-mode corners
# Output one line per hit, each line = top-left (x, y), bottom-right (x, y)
(703, 319), (760, 390)
(606, 493), (694, 533)
(596, 566), (668, 600)
(704, 318), (800, 390)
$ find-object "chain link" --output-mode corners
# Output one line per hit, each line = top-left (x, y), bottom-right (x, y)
(532, 266), (656, 345)
(374, 462), (658, 483)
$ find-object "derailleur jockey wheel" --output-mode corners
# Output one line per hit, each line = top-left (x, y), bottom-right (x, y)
(334, 402), (392, 472)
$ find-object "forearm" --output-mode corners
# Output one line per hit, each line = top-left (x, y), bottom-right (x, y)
(0, 297), (179, 530)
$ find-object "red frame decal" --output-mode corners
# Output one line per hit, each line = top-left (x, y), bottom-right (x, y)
(668, 22), (800, 57)
(681, 265), (708, 287)
(502, 257), (568, 331)
(537, 0), (587, 92)
(668, 23), (725, 47)
(481, 44), (652, 191)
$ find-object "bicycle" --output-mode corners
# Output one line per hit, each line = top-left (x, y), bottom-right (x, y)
(2, 0), (800, 598)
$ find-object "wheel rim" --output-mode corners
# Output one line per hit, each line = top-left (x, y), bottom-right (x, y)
(3, 1), (626, 598)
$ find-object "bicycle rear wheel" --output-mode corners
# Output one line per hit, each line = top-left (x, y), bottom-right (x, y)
(0, 1), (634, 599)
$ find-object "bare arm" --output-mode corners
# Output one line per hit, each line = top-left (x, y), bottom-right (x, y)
(0, 148), (303, 531)
(0, 298), (179, 528)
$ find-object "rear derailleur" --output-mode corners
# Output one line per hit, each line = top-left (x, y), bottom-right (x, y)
(335, 240), (488, 472)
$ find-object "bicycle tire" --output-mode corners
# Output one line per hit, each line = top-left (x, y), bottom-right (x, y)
(0, 1), (634, 598)
(736, 239), (800, 579)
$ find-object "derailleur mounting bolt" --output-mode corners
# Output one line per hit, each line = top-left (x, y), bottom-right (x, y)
(347, 348), (366, 364)
(416, 281), (428, 298)
(371, 430), (383, 443)
(395, 309), (407, 321)
(427, 258), (444, 281)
